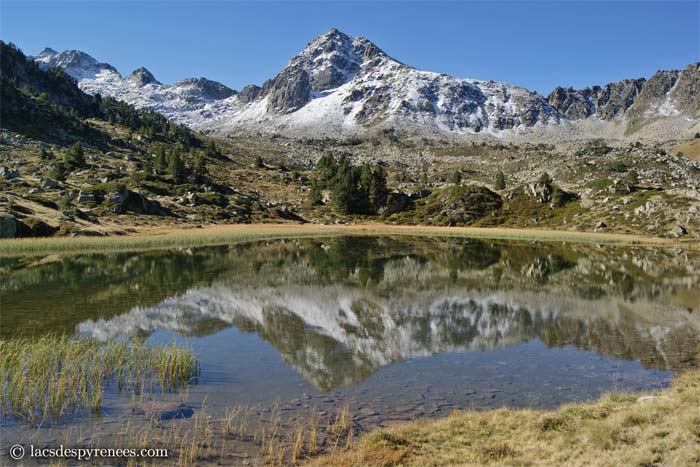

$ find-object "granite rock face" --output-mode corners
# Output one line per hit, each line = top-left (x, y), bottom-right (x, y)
(126, 67), (161, 87)
(172, 77), (236, 101)
(548, 79), (645, 120)
(262, 67), (313, 113)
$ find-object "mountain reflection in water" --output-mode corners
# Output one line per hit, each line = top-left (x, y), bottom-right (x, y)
(3, 237), (698, 391)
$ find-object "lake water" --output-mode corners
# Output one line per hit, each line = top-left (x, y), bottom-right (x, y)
(2, 236), (699, 450)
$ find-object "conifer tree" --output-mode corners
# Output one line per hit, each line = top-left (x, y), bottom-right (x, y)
(168, 149), (184, 181)
(495, 170), (506, 190)
(154, 146), (167, 174)
(64, 142), (85, 169)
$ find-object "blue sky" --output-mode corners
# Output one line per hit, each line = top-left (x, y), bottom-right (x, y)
(1, 1), (698, 95)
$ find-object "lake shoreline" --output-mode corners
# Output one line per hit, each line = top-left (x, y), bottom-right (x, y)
(309, 369), (700, 466)
(1, 222), (698, 256)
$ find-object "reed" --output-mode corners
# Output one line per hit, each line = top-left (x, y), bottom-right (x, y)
(0, 335), (199, 426)
(0, 228), (342, 257)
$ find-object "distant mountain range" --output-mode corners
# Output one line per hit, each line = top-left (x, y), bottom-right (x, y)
(33, 29), (700, 141)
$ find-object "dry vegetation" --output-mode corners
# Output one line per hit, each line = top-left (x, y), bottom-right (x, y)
(309, 370), (700, 467)
(0, 223), (695, 258)
(672, 137), (700, 161)
(0, 335), (198, 426)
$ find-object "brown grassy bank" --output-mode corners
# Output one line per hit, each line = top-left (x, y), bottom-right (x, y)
(1, 223), (697, 257)
(308, 370), (700, 467)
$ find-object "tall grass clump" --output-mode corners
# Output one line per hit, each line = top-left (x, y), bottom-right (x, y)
(0, 335), (199, 426)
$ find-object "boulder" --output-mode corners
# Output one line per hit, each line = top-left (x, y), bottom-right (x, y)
(77, 190), (98, 205)
(107, 189), (127, 205)
(594, 221), (607, 232)
(40, 178), (58, 189)
(385, 191), (411, 214)
(106, 187), (168, 216)
(274, 205), (306, 223)
(673, 224), (688, 237)
(409, 189), (432, 200)
(0, 215), (17, 238)
(0, 166), (19, 180)
(528, 182), (552, 203)
(16, 218), (57, 237)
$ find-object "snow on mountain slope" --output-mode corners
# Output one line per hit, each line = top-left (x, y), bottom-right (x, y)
(32, 30), (699, 139)
(32, 48), (236, 125)
(197, 29), (559, 136)
(34, 47), (119, 80)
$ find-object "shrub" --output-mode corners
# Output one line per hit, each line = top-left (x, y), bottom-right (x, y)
(39, 147), (53, 160)
(538, 172), (553, 187)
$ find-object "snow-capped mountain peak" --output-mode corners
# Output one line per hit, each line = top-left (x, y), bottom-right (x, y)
(296, 28), (393, 90)
(33, 48), (120, 80)
(31, 30), (700, 140)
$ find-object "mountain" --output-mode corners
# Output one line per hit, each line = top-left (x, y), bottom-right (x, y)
(34, 47), (119, 80)
(1, 41), (197, 146)
(31, 30), (700, 141)
(32, 48), (236, 125)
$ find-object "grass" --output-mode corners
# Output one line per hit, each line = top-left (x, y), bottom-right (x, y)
(0, 335), (199, 426)
(1, 223), (695, 259)
(0, 226), (344, 257)
(672, 138), (700, 161)
(308, 370), (700, 467)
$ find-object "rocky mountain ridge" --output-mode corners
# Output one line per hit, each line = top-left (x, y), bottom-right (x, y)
(29, 30), (700, 141)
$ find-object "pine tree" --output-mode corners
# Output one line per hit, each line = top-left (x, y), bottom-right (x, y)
(315, 155), (338, 185)
(495, 170), (506, 190)
(64, 142), (85, 169)
(48, 161), (67, 181)
(367, 166), (388, 213)
(254, 156), (264, 168)
(154, 146), (167, 174)
(191, 152), (207, 177)
(168, 150), (184, 181)
(331, 160), (360, 214)
(206, 141), (221, 158)
(450, 171), (462, 185)
(306, 179), (323, 206)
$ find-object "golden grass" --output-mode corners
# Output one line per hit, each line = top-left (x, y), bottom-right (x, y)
(308, 370), (700, 467)
(0, 225), (343, 257)
(1, 223), (695, 257)
(672, 138), (700, 161)
(0, 335), (198, 426)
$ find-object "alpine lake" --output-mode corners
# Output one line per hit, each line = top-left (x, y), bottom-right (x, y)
(2, 235), (699, 465)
